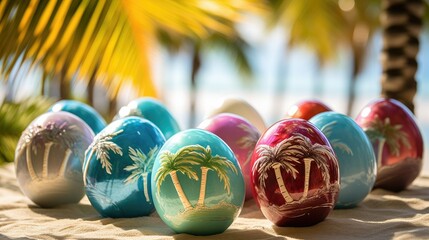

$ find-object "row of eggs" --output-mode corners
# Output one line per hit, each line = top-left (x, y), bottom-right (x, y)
(14, 97), (423, 235)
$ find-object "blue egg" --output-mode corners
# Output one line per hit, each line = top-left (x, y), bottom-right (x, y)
(115, 98), (180, 139)
(49, 100), (106, 134)
(310, 112), (377, 208)
(151, 129), (245, 235)
(83, 117), (166, 217)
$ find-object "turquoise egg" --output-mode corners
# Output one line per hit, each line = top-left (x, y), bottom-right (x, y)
(115, 98), (180, 139)
(83, 117), (165, 217)
(49, 100), (106, 134)
(151, 129), (245, 235)
(310, 112), (377, 208)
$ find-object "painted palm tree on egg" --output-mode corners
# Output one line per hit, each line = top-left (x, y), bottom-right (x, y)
(17, 121), (80, 181)
(186, 145), (238, 207)
(124, 146), (159, 202)
(155, 146), (200, 211)
(365, 116), (411, 167)
(83, 129), (123, 185)
(320, 121), (353, 156)
(253, 138), (300, 203)
(289, 133), (336, 199)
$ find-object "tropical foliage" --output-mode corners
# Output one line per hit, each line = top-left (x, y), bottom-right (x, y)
(0, 96), (52, 164)
(320, 121), (353, 156)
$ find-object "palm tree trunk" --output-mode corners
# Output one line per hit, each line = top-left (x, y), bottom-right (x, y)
(302, 157), (313, 200)
(42, 142), (54, 179)
(59, 67), (71, 100)
(197, 166), (209, 206)
(142, 173), (150, 202)
(58, 148), (72, 177)
(169, 170), (193, 210)
(189, 44), (201, 128)
(272, 163), (293, 203)
(380, 0), (424, 113)
(377, 138), (386, 167)
(26, 146), (38, 181)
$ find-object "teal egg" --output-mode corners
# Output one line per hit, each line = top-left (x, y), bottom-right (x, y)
(115, 98), (180, 139)
(49, 100), (106, 134)
(310, 112), (377, 208)
(83, 117), (165, 217)
(151, 129), (245, 235)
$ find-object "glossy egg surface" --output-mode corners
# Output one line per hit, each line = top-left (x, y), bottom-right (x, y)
(83, 117), (165, 217)
(355, 98), (423, 192)
(15, 112), (94, 207)
(151, 129), (245, 235)
(251, 118), (339, 226)
(286, 99), (332, 120)
(310, 112), (377, 208)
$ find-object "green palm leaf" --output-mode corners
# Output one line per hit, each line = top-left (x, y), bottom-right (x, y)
(0, 96), (53, 164)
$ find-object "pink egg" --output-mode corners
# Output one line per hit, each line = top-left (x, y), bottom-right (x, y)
(198, 113), (260, 200)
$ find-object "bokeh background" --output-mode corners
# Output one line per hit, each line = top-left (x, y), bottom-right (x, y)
(1, 1), (428, 174)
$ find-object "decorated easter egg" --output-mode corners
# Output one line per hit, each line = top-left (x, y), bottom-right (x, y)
(286, 99), (332, 120)
(151, 129), (245, 235)
(310, 112), (377, 208)
(49, 100), (106, 134)
(206, 97), (266, 133)
(355, 98), (423, 192)
(198, 113), (260, 200)
(15, 112), (94, 207)
(83, 117), (165, 217)
(251, 119), (339, 227)
(114, 98), (180, 139)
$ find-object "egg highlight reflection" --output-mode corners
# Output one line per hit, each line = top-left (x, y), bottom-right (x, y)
(151, 129), (245, 235)
(49, 100), (106, 134)
(83, 117), (166, 217)
(310, 112), (377, 208)
(114, 98), (180, 139)
(198, 113), (260, 200)
(206, 97), (266, 133)
(15, 112), (94, 207)
(251, 119), (339, 227)
(355, 98), (423, 192)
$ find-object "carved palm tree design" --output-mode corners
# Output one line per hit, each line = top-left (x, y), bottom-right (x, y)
(17, 121), (80, 181)
(365, 116), (411, 167)
(155, 146), (200, 211)
(186, 145), (238, 207)
(236, 123), (260, 167)
(320, 121), (353, 156)
(83, 129), (123, 185)
(253, 138), (300, 203)
(124, 146), (159, 202)
(254, 133), (336, 203)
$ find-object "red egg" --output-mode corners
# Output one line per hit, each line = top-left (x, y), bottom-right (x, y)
(251, 119), (339, 227)
(198, 113), (260, 200)
(286, 100), (332, 120)
(355, 98), (423, 192)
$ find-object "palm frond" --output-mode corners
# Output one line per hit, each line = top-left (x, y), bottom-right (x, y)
(0, 96), (53, 164)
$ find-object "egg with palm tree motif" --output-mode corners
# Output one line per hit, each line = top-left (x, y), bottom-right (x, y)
(151, 129), (245, 235)
(310, 112), (377, 208)
(251, 119), (339, 227)
(355, 98), (423, 192)
(198, 113), (260, 200)
(49, 100), (106, 134)
(83, 117), (165, 217)
(15, 112), (94, 207)
(114, 97), (180, 139)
